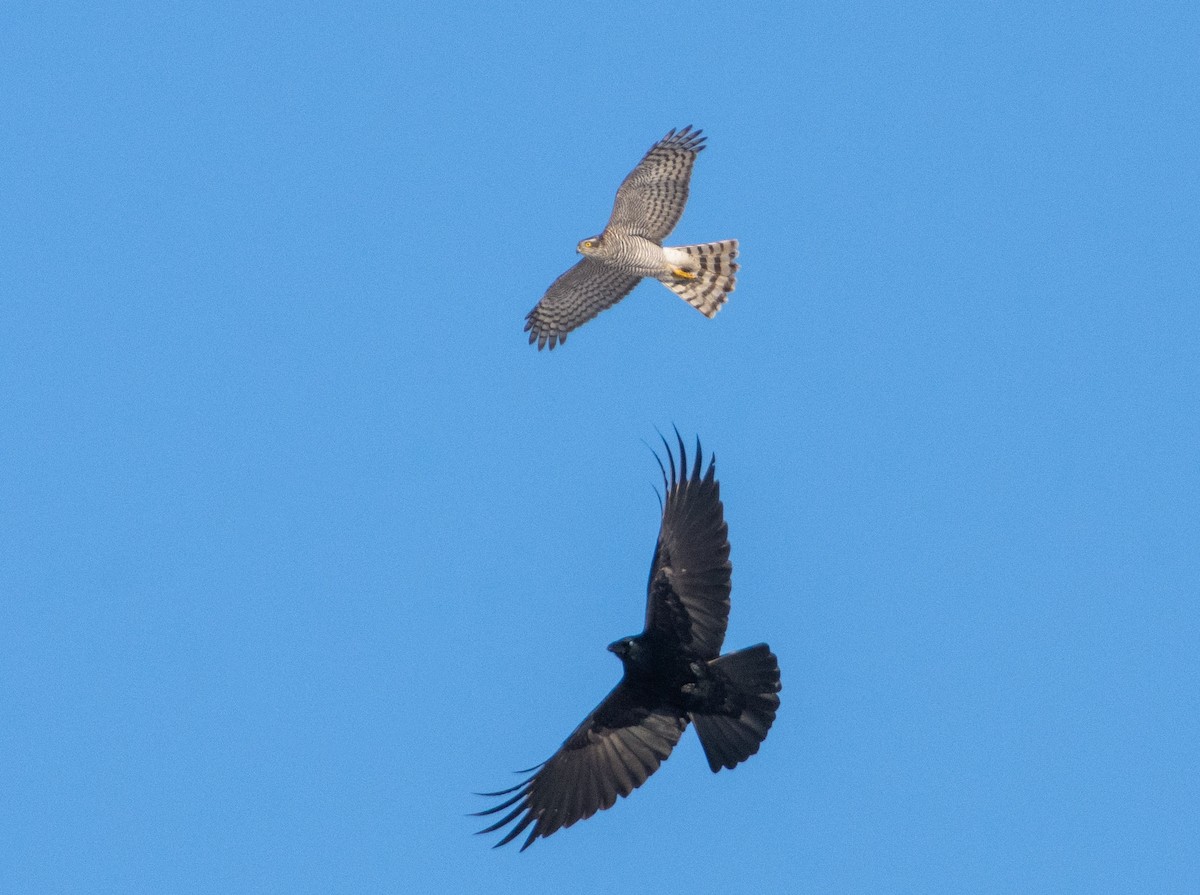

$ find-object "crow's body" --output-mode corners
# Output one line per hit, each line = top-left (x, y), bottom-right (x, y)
(476, 434), (781, 850)
(608, 632), (740, 720)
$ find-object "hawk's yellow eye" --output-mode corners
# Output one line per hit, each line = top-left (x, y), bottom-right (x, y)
(583, 241), (593, 248)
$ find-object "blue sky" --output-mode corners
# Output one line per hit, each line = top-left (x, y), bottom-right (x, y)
(3, 1), (1198, 892)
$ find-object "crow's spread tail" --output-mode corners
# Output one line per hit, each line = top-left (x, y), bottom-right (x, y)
(691, 643), (781, 772)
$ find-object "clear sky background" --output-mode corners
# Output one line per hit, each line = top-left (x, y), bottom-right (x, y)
(3, 2), (1198, 892)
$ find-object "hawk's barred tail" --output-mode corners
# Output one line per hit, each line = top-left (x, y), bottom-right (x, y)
(664, 240), (739, 318)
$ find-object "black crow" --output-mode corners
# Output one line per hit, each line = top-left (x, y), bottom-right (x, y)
(476, 433), (781, 850)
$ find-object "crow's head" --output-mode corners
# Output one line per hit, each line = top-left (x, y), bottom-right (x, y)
(607, 637), (649, 672)
(606, 637), (630, 657)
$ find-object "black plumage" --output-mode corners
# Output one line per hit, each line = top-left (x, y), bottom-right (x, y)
(476, 434), (781, 850)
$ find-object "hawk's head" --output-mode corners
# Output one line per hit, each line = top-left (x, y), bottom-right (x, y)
(577, 236), (603, 256)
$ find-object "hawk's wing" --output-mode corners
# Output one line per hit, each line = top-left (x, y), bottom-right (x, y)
(643, 432), (732, 659)
(476, 682), (687, 850)
(525, 258), (641, 351)
(605, 126), (706, 243)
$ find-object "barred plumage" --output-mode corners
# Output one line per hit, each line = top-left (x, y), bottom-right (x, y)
(606, 126), (706, 242)
(526, 260), (640, 351)
(591, 232), (676, 278)
(525, 126), (739, 350)
(663, 240), (738, 319)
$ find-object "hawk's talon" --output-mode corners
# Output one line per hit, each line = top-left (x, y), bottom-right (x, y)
(671, 267), (697, 280)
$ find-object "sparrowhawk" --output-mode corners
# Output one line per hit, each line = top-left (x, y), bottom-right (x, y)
(524, 126), (739, 350)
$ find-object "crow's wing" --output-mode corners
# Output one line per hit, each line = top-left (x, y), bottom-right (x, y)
(476, 682), (687, 850)
(643, 432), (732, 659)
